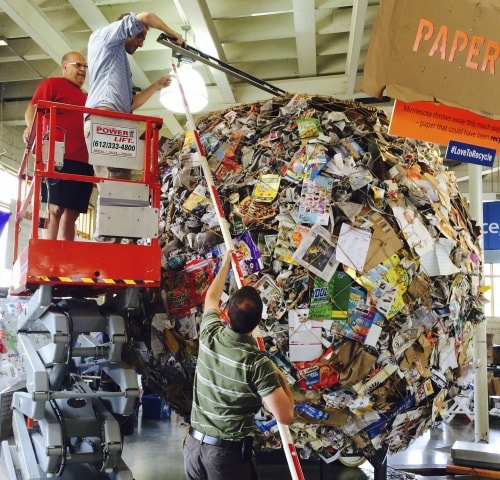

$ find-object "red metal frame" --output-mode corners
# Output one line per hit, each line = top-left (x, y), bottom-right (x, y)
(10, 101), (163, 296)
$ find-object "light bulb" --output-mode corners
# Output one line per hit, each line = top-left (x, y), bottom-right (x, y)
(160, 61), (208, 113)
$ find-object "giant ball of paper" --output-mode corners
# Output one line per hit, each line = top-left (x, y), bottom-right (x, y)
(132, 94), (483, 460)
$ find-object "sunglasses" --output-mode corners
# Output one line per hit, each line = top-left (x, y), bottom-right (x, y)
(66, 62), (88, 69)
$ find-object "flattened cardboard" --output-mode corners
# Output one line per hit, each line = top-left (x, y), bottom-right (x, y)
(362, 209), (402, 272)
(399, 334), (433, 377)
(362, 0), (500, 118)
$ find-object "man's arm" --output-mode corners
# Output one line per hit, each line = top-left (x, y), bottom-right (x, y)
(262, 366), (295, 425)
(135, 12), (184, 45)
(204, 249), (233, 312)
(130, 12), (184, 111)
(131, 75), (172, 111)
(23, 104), (36, 144)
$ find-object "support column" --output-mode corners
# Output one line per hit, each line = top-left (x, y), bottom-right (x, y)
(469, 163), (489, 443)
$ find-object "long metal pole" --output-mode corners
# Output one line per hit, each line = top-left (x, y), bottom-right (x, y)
(171, 64), (305, 480)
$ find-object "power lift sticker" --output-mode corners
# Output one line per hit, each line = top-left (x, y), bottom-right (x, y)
(90, 122), (138, 158)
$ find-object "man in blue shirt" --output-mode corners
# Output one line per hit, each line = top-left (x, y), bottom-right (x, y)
(85, 12), (184, 182)
(86, 12), (184, 114)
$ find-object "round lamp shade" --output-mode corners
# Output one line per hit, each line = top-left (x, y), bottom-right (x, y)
(160, 62), (208, 114)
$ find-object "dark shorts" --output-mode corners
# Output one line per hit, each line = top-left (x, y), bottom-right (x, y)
(44, 160), (94, 213)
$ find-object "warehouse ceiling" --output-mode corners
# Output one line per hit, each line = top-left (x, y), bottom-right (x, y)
(0, 0), (497, 193)
(0, 0), (383, 136)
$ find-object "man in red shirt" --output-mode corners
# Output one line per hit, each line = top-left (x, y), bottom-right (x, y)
(24, 51), (93, 240)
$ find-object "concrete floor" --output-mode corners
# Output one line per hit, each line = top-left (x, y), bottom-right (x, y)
(2, 413), (500, 479)
(122, 413), (500, 479)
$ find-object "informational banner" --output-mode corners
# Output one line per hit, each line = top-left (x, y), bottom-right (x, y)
(362, 0), (500, 119)
(484, 202), (500, 250)
(445, 141), (495, 167)
(389, 100), (500, 155)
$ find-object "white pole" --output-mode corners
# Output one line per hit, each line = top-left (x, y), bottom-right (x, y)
(469, 163), (489, 443)
(171, 65), (305, 480)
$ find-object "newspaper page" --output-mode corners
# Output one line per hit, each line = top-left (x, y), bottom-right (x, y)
(292, 224), (339, 281)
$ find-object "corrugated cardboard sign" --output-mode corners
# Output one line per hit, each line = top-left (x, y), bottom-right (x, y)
(362, 0), (500, 119)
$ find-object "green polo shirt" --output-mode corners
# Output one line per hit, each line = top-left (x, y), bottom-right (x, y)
(190, 308), (280, 440)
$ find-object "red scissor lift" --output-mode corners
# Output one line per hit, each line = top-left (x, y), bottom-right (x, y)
(4, 102), (163, 480)
(10, 101), (162, 297)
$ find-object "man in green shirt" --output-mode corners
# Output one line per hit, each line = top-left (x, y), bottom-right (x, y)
(184, 249), (295, 480)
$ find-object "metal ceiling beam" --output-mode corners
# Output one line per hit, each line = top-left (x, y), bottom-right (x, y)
(345, 0), (368, 95)
(206, 0), (291, 18)
(66, 0), (109, 30)
(0, 0), (73, 64)
(175, 0), (235, 104)
(204, 72), (368, 106)
(292, 0), (316, 77)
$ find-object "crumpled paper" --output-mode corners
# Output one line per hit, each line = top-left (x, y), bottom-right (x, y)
(132, 94), (483, 460)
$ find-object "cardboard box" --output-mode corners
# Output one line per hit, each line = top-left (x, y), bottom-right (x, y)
(493, 378), (500, 396)
(362, 0), (500, 118)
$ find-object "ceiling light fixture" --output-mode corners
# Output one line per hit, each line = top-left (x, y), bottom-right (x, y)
(159, 26), (208, 114)
(0, 37), (8, 46)
(160, 57), (208, 113)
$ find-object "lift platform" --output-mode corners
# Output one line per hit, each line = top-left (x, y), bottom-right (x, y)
(9, 102), (162, 298)
(3, 103), (164, 480)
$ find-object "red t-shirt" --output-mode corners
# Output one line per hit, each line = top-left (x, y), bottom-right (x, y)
(30, 77), (88, 164)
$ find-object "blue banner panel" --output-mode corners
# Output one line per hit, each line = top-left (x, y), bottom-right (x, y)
(0, 210), (11, 237)
(483, 202), (500, 250)
(446, 140), (496, 167)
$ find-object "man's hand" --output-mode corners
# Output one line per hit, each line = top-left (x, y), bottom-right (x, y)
(23, 127), (31, 145)
(132, 75), (173, 110)
(204, 247), (235, 311)
(169, 31), (186, 47)
(154, 75), (173, 91)
(221, 247), (235, 267)
(136, 13), (186, 48)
